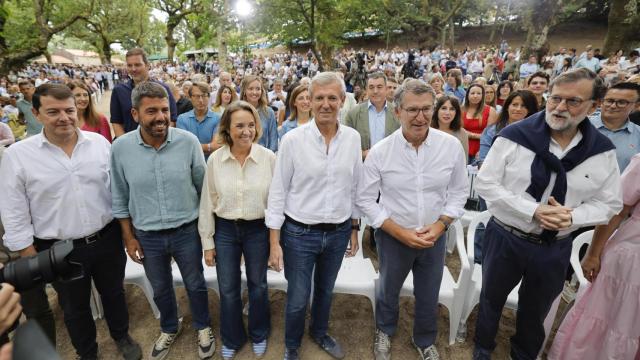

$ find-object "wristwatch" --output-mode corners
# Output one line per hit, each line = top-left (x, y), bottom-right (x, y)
(437, 217), (452, 231)
(351, 223), (361, 231)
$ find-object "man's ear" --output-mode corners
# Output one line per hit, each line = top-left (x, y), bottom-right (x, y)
(131, 108), (139, 123)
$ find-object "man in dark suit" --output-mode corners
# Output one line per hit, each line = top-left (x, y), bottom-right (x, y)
(344, 72), (399, 159)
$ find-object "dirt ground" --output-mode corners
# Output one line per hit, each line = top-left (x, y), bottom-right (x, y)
(52, 233), (569, 360)
(49, 91), (572, 359)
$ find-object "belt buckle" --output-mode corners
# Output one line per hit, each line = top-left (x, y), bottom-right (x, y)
(84, 233), (99, 244)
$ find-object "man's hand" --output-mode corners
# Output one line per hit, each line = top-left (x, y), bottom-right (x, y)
(362, 149), (369, 159)
(581, 254), (601, 282)
(0, 283), (21, 335)
(416, 221), (446, 243)
(124, 237), (144, 264)
(204, 249), (216, 267)
(268, 244), (284, 272)
(395, 227), (434, 249)
(18, 245), (37, 258)
(534, 197), (573, 230)
(345, 231), (359, 257)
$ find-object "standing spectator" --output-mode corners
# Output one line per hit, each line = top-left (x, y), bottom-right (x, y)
(345, 72), (399, 159)
(472, 69), (622, 360)
(211, 84), (238, 117)
(0, 83), (142, 360)
(110, 48), (177, 138)
(177, 82), (221, 159)
(527, 71), (550, 110)
(589, 82), (640, 172)
(240, 75), (278, 152)
(519, 55), (540, 80)
(462, 84), (497, 163)
(110, 82), (215, 360)
(279, 85), (312, 138)
(170, 82), (193, 116)
(432, 95), (469, 161)
(17, 79), (42, 137)
(266, 72), (361, 360)
(359, 80), (468, 360)
(67, 81), (112, 142)
(268, 78), (287, 110)
(198, 101), (275, 360)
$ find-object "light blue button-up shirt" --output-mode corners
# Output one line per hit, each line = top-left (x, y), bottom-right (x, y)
(176, 109), (220, 145)
(590, 114), (640, 172)
(368, 101), (387, 147)
(111, 127), (206, 231)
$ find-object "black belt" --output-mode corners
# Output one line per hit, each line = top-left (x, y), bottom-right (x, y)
(144, 219), (197, 235)
(285, 215), (347, 232)
(216, 216), (265, 226)
(34, 220), (116, 246)
(491, 217), (571, 245)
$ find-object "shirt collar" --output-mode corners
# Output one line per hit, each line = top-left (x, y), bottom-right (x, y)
(136, 126), (173, 147)
(220, 143), (259, 164)
(367, 100), (387, 112)
(398, 127), (430, 149)
(37, 127), (86, 148)
(593, 114), (633, 133)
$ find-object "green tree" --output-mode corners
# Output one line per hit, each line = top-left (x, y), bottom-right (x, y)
(154, 0), (202, 62)
(603, 0), (640, 55)
(0, 0), (92, 75)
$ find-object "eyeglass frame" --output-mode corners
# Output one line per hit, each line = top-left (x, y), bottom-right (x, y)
(401, 106), (434, 117)
(602, 98), (637, 108)
(546, 95), (593, 109)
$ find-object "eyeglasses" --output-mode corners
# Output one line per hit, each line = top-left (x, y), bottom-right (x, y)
(191, 94), (209, 100)
(603, 98), (635, 107)
(547, 95), (591, 108)
(402, 106), (433, 117)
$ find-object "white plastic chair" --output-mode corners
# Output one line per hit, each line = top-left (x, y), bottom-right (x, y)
(89, 281), (103, 320)
(569, 230), (594, 298)
(330, 257), (378, 315)
(124, 258), (161, 319)
(390, 219), (471, 345)
(457, 211), (562, 357)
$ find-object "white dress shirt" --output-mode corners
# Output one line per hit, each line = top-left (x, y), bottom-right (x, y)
(0, 130), (113, 251)
(476, 134), (622, 236)
(198, 144), (276, 250)
(358, 129), (468, 229)
(265, 120), (362, 229)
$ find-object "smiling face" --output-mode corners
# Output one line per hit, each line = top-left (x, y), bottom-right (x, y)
(221, 88), (233, 105)
(293, 89), (311, 114)
(229, 109), (257, 150)
(34, 95), (77, 139)
(437, 100), (456, 127)
(244, 80), (262, 106)
(367, 77), (386, 105)
(132, 96), (170, 140)
(71, 87), (90, 111)
(126, 54), (149, 83)
(396, 91), (434, 145)
(507, 96), (530, 122)
(310, 81), (343, 126)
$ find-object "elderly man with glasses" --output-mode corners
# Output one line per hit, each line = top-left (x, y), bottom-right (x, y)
(472, 68), (623, 360)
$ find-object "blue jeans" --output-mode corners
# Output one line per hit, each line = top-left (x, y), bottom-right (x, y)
(214, 217), (270, 349)
(135, 220), (211, 333)
(281, 219), (351, 349)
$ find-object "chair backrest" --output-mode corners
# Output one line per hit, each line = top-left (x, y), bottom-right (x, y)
(570, 230), (594, 287)
(465, 210), (491, 265)
(450, 219), (471, 285)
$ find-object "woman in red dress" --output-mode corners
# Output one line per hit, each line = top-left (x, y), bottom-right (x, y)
(67, 80), (112, 142)
(462, 83), (497, 163)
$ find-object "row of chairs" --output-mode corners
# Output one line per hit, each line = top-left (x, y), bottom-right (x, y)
(91, 211), (593, 354)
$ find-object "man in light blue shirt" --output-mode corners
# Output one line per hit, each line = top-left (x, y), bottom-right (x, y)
(17, 79), (43, 136)
(574, 50), (601, 73)
(519, 55), (539, 80)
(589, 82), (640, 172)
(110, 82), (215, 360)
(176, 81), (221, 158)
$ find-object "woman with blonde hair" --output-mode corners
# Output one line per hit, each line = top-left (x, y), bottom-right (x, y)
(240, 75), (278, 151)
(199, 101), (275, 360)
(279, 85), (311, 138)
(429, 73), (445, 99)
(67, 80), (112, 142)
(211, 84), (238, 117)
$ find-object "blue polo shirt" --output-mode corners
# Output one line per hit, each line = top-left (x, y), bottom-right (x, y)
(176, 109), (220, 145)
(590, 114), (640, 172)
(110, 79), (178, 134)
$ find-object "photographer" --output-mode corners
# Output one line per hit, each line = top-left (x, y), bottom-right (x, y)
(0, 84), (141, 360)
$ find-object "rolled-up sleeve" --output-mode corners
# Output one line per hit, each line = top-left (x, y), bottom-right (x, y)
(0, 152), (35, 251)
(110, 143), (131, 219)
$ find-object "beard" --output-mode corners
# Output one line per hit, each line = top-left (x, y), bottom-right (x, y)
(142, 118), (169, 138)
(545, 109), (584, 132)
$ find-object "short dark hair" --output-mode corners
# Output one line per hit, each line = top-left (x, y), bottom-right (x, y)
(188, 82), (210, 98)
(550, 68), (606, 100)
(32, 83), (74, 111)
(630, 50), (639, 58)
(432, 95), (462, 131)
(18, 79), (35, 88)
(367, 72), (387, 85)
(608, 82), (640, 100)
(131, 82), (168, 110)
(125, 48), (149, 64)
(527, 71), (550, 86)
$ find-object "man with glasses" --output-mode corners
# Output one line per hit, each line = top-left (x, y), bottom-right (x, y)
(358, 79), (467, 360)
(589, 82), (640, 172)
(472, 68), (623, 360)
(176, 82), (221, 159)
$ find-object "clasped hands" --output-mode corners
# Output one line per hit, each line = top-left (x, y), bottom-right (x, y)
(396, 222), (445, 249)
(534, 196), (573, 230)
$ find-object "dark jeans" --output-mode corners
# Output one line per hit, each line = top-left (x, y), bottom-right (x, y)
(375, 229), (446, 348)
(19, 284), (55, 346)
(474, 219), (571, 360)
(135, 221), (210, 333)
(214, 217), (270, 350)
(474, 197), (488, 264)
(35, 220), (129, 358)
(281, 219), (351, 349)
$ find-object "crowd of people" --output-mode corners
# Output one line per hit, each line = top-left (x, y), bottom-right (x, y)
(0, 40), (639, 360)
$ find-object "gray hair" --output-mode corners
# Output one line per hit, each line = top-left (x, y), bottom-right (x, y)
(309, 72), (345, 98)
(550, 68), (606, 100)
(367, 71), (387, 85)
(393, 79), (436, 109)
(131, 81), (168, 110)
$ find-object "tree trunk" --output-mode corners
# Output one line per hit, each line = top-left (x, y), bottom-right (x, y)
(522, 0), (562, 61)
(489, 4), (502, 43)
(165, 29), (177, 63)
(310, 42), (324, 72)
(102, 41), (112, 64)
(216, 0), (229, 70)
(603, 0), (640, 55)
(448, 18), (455, 48)
(44, 51), (52, 64)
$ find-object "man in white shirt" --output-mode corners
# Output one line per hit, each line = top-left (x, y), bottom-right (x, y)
(268, 78), (287, 110)
(0, 84), (141, 360)
(358, 80), (468, 360)
(266, 72), (362, 360)
(472, 69), (623, 360)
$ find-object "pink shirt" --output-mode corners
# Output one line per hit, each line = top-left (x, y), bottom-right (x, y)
(81, 114), (112, 143)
